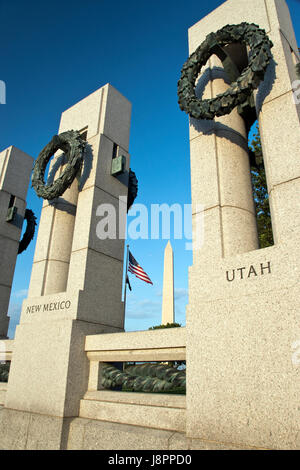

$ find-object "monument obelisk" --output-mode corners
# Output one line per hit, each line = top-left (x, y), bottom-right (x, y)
(161, 241), (175, 325)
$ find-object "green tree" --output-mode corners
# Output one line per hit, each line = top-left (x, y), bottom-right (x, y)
(249, 124), (274, 249)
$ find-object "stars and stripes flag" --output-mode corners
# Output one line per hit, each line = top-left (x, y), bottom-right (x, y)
(128, 251), (153, 285)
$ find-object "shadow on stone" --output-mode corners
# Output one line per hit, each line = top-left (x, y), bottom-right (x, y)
(46, 142), (93, 194)
(190, 60), (276, 147)
(78, 142), (93, 192)
(190, 66), (249, 150)
(256, 58), (277, 114)
(48, 197), (77, 216)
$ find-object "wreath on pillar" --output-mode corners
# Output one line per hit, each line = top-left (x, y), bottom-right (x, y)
(18, 209), (37, 254)
(33, 130), (137, 215)
(31, 130), (86, 200)
(177, 22), (273, 120)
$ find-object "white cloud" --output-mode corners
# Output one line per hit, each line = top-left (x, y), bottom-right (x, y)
(155, 288), (188, 300)
(13, 289), (28, 298)
(126, 298), (161, 320)
(174, 288), (188, 300)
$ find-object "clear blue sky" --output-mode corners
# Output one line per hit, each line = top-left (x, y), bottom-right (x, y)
(1, 0), (299, 337)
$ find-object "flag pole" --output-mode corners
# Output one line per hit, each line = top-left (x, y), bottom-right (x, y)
(123, 244), (130, 328)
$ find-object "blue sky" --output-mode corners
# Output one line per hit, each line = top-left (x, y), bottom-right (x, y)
(1, 0), (299, 337)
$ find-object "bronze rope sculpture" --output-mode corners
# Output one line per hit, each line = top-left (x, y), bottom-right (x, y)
(102, 363), (186, 393)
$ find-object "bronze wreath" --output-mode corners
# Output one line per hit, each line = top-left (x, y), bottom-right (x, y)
(127, 169), (138, 212)
(18, 209), (37, 254)
(178, 22), (273, 120)
(32, 130), (86, 200)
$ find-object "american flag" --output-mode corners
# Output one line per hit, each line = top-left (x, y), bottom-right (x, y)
(128, 251), (153, 285)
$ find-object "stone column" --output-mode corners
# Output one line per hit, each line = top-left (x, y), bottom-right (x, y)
(161, 241), (175, 325)
(190, 54), (259, 265)
(186, 0), (300, 450)
(3, 85), (132, 448)
(256, 0), (300, 245)
(0, 146), (33, 338)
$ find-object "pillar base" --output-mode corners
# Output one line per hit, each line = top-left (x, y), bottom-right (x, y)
(186, 240), (300, 450)
(4, 316), (121, 418)
(0, 407), (72, 450)
(0, 407), (264, 450)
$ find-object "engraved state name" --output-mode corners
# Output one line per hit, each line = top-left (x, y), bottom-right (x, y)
(226, 261), (271, 282)
(26, 301), (71, 314)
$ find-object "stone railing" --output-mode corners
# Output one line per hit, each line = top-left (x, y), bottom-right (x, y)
(0, 340), (14, 405)
(80, 328), (186, 432)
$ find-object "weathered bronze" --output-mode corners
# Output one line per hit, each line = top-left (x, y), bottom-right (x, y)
(18, 209), (37, 254)
(178, 22), (273, 120)
(32, 130), (86, 200)
(127, 169), (138, 212)
(111, 155), (126, 176)
(102, 363), (186, 393)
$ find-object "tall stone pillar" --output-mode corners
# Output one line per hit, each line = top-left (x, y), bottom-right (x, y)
(3, 84), (132, 448)
(0, 146), (33, 339)
(161, 241), (175, 325)
(256, 0), (300, 246)
(186, 0), (300, 450)
(190, 56), (259, 264)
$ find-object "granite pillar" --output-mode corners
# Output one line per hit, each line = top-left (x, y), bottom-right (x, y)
(3, 84), (132, 448)
(0, 146), (33, 339)
(186, 0), (300, 450)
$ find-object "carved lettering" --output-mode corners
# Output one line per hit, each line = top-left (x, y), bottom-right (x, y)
(226, 270), (235, 282)
(248, 265), (257, 278)
(25, 300), (72, 314)
(261, 261), (271, 275)
(226, 262), (271, 282)
(237, 267), (246, 279)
